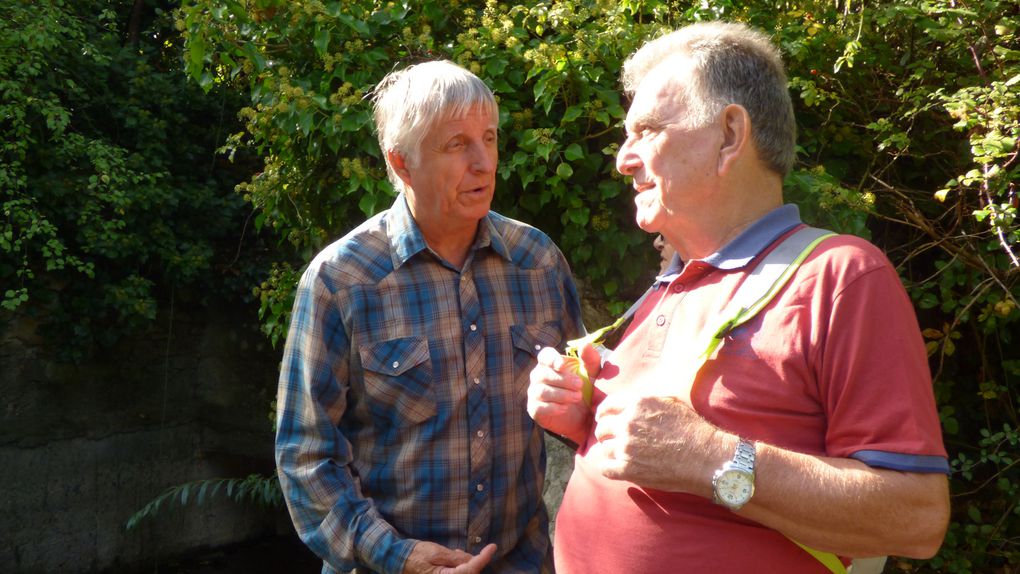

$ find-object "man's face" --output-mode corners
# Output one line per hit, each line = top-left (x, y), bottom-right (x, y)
(616, 67), (720, 234)
(401, 105), (498, 235)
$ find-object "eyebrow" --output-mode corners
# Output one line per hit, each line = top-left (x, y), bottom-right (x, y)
(625, 110), (667, 133)
(440, 125), (498, 146)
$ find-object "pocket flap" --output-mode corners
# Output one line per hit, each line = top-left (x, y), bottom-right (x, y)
(510, 321), (563, 356)
(359, 336), (430, 375)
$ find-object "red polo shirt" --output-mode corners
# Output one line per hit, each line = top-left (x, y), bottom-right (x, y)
(554, 209), (947, 573)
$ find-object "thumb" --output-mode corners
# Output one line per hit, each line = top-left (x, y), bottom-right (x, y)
(579, 342), (602, 378)
(448, 544), (497, 574)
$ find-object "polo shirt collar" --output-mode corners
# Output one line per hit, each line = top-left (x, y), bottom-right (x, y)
(386, 194), (512, 269)
(658, 203), (803, 280)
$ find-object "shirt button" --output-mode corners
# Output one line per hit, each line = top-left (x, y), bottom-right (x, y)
(470, 324), (478, 331)
(656, 314), (666, 326)
(474, 536), (482, 544)
(392, 361), (400, 369)
(473, 377), (480, 385)
(476, 430), (484, 438)
(534, 344), (541, 351)
(672, 283), (684, 293)
(476, 483), (484, 492)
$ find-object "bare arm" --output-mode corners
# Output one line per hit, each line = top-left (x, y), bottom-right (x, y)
(592, 393), (950, 559)
(745, 444), (949, 558)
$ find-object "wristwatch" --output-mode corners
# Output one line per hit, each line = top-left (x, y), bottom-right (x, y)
(712, 438), (756, 511)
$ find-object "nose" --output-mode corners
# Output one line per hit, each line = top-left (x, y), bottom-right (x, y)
(469, 142), (496, 173)
(616, 136), (640, 176)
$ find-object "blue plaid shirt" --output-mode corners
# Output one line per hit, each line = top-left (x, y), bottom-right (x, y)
(276, 195), (584, 574)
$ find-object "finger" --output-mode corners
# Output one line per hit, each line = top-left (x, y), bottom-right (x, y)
(530, 363), (582, 394)
(579, 342), (602, 376)
(593, 393), (625, 422)
(592, 415), (616, 443)
(536, 346), (564, 369)
(530, 372), (582, 400)
(450, 544), (497, 574)
(598, 452), (628, 481)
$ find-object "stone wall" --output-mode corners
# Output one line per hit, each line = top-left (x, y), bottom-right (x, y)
(0, 306), (288, 573)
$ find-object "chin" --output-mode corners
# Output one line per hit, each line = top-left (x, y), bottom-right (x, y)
(634, 216), (659, 234)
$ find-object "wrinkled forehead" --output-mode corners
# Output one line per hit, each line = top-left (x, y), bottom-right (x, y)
(625, 71), (688, 129)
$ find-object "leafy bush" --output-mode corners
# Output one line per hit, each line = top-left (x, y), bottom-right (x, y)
(176, 0), (1018, 571)
(0, 0), (261, 360)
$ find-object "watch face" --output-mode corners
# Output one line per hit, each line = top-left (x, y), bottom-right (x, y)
(715, 469), (754, 507)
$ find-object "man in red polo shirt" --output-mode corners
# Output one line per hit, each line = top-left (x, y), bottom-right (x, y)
(528, 21), (950, 573)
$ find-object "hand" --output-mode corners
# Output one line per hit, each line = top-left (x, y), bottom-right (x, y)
(527, 345), (601, 445)
(591, 391), (725, 494)
(401, 541), (497, 574)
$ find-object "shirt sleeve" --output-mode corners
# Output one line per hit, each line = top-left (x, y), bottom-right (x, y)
(275, 261), (415, 574)
(817, 248), (949, 474)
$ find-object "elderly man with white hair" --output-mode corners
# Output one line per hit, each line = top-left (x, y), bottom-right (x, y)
(276, 60), (583, 574)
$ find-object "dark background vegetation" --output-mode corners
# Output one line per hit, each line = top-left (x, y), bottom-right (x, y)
(2, 1), (1018, 572)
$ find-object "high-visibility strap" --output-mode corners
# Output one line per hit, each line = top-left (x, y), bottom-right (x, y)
(700, 226), (836, 361)
(793, 540), (848, 574)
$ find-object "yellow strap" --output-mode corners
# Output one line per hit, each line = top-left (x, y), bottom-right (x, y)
(792, 540), (848, 574)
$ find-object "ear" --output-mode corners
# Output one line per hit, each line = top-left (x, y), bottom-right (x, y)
(717, 104), (751, 176)
(387, 149), (414, 188)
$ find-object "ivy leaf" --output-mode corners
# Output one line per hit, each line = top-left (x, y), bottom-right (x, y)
(562, 105), (583, 123)
(564, 143), (584, 161)
(314, 29), (330, 56)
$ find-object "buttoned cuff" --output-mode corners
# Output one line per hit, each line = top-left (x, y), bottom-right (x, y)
(359, 520), (416, 574)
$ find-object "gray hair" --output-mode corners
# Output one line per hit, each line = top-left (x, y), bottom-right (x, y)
(371, 60), (498, 190)
(622, 22), (796, 176)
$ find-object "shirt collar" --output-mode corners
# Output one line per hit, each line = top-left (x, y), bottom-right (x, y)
(386, 194), (513, 269)
(657, 203), (803, 280)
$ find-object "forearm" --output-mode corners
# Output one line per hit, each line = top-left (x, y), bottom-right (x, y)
(739, 442), (950, 558)
(594, 396), (950, 560)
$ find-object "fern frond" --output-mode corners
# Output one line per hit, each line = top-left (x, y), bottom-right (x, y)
(125, 473), (282, 530)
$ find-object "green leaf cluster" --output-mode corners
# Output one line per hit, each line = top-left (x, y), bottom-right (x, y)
(1, 0), (262, 359)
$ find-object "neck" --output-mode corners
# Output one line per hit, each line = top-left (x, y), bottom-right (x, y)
(662, 172), (784, 262)
(418, 220), (479, 269)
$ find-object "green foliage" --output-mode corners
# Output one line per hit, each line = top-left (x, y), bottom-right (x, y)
(125, 473), (282, 531)
(0, 0), (260, 360)
(762, 2), (1020, 570)
(253, 262), (301, 348)
(177, 0), (1019, 571)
